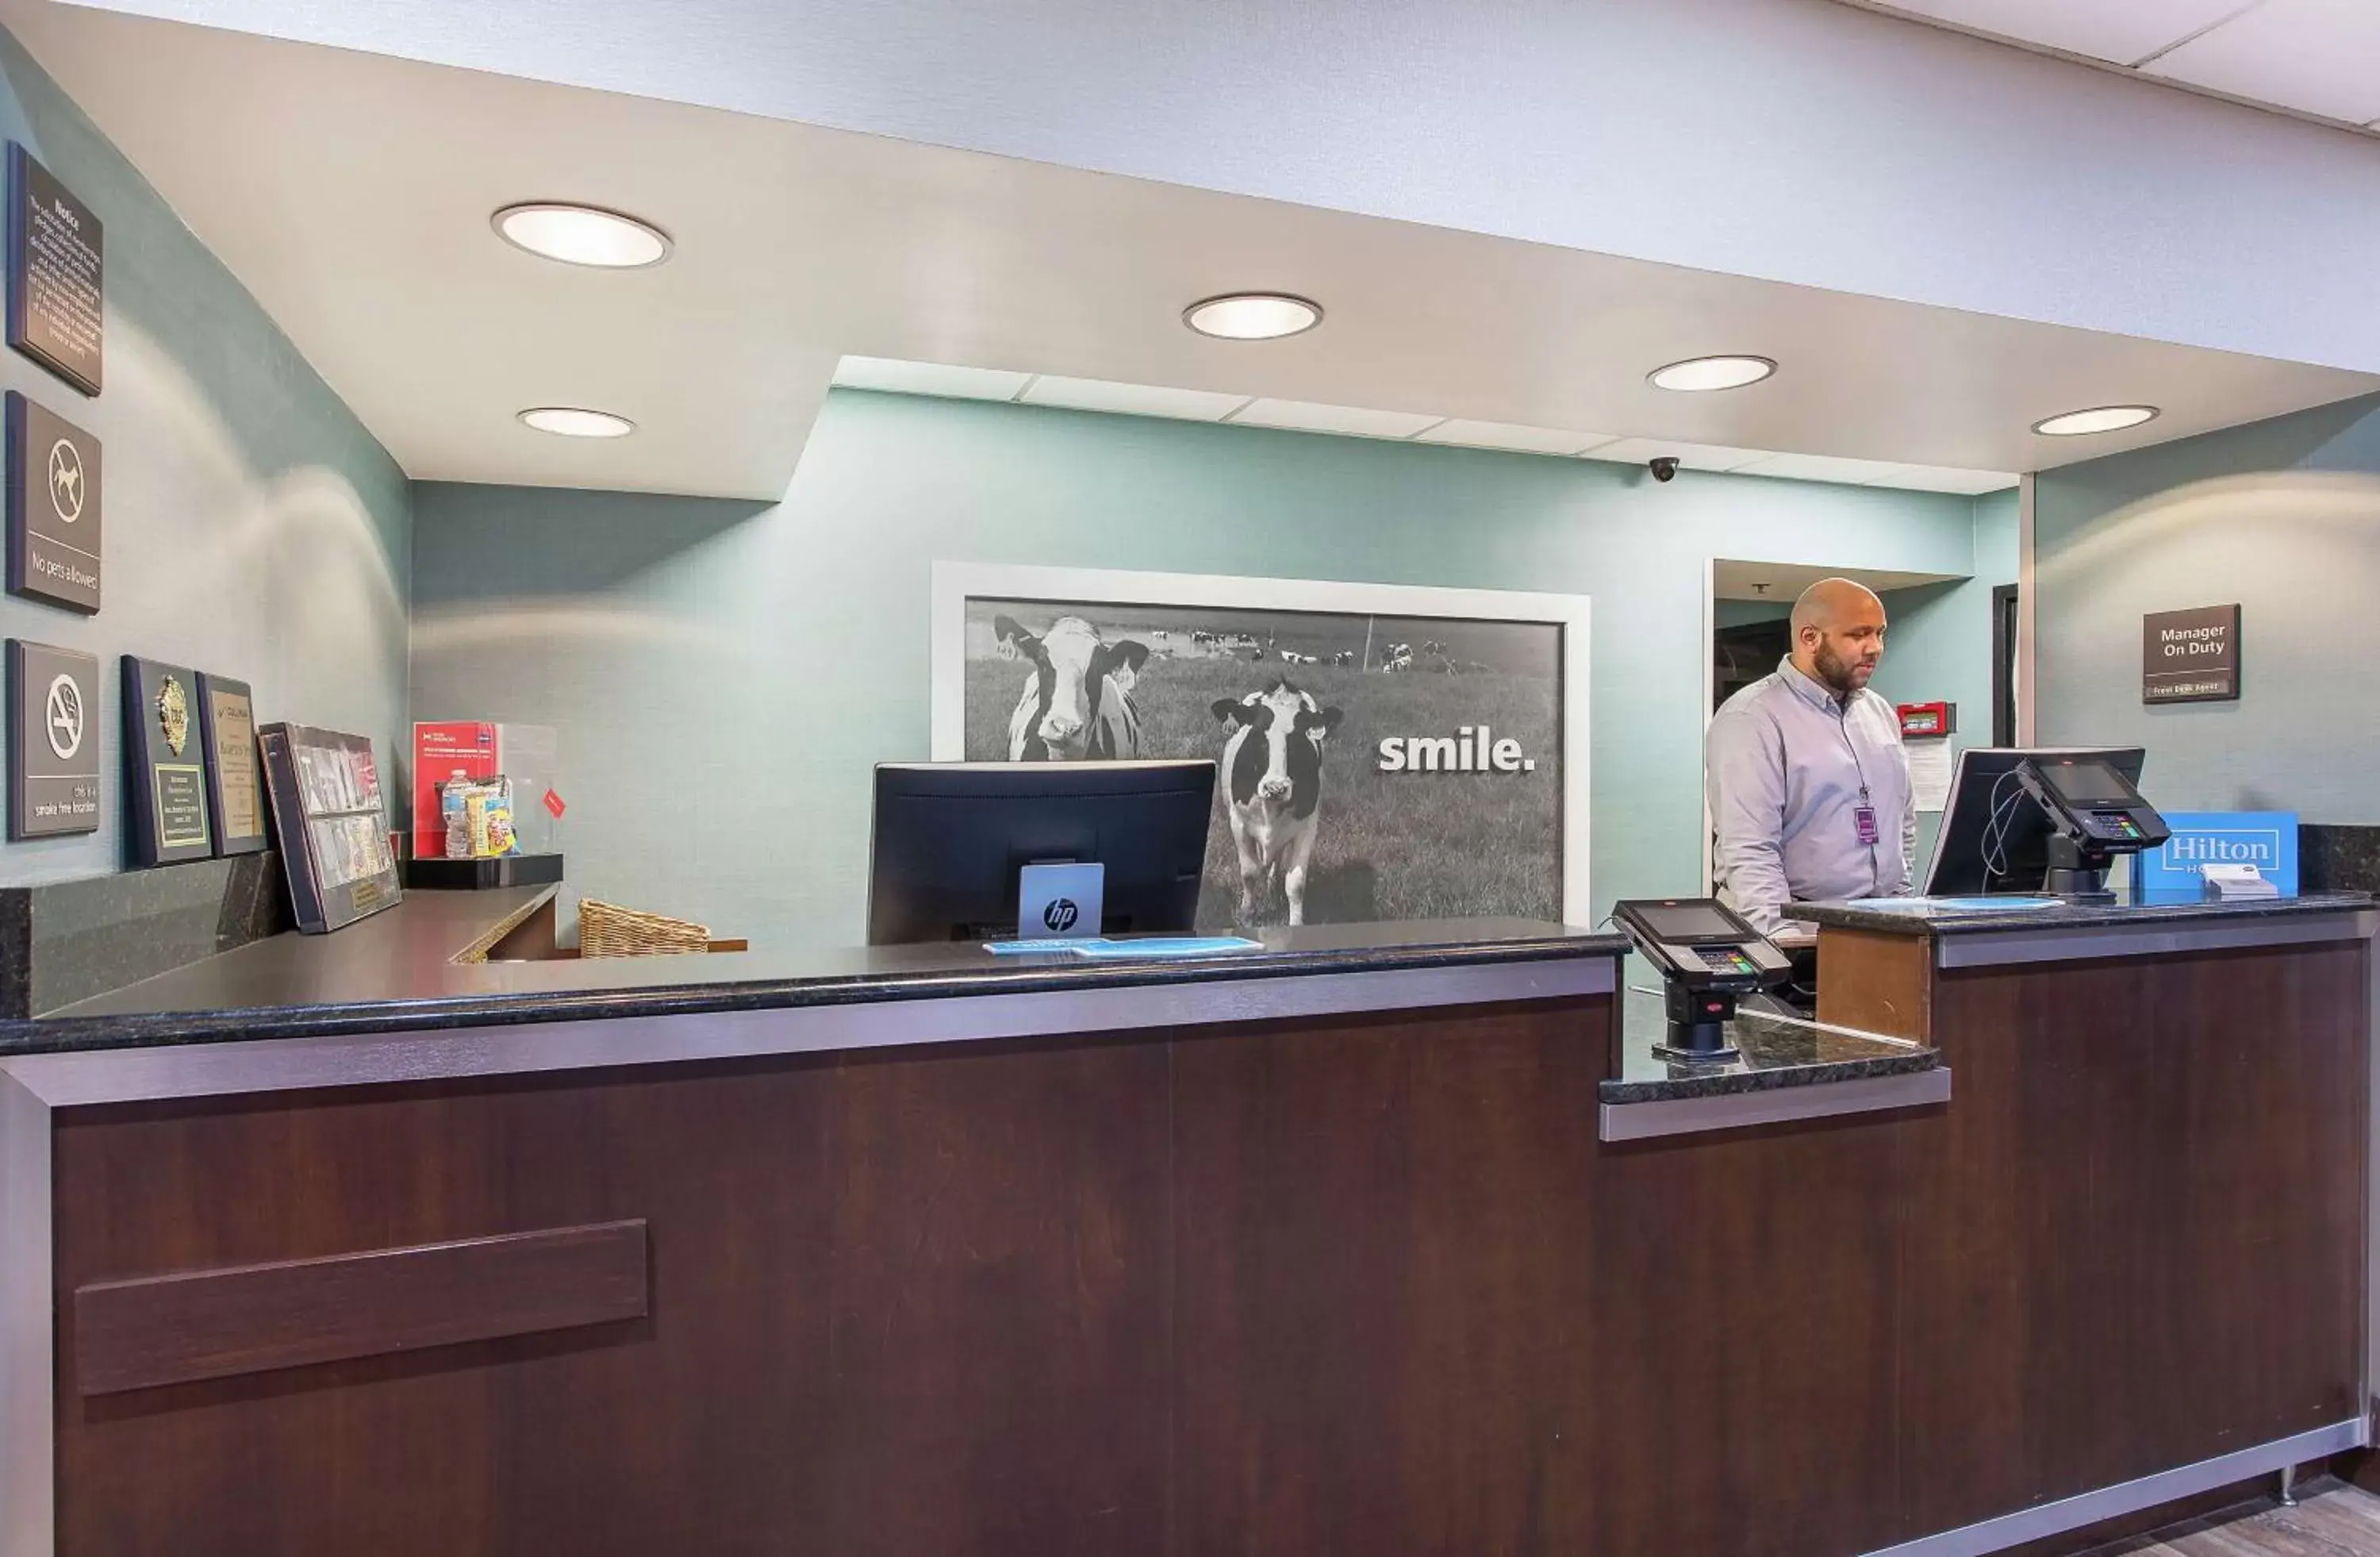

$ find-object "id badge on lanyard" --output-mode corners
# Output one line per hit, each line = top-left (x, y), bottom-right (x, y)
(1854, 804), (1881, 846)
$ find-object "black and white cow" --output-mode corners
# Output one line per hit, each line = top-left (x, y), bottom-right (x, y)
(1210, 680), (1344, 925)
(1330, 650), (1355, 667)
(996, 614), (1147, 761)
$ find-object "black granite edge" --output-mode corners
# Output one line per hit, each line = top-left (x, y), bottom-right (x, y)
(1791, 891), (2376, 937)
(1599, 1046), (1937, 1105)
(0, 932), (1633, 1059)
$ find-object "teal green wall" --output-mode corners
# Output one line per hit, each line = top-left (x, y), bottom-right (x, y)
(413, 390), (2002, 945)
(0, 29), (412, 883)
(1714, 598), (1793, 629)
(2034, 393), (2380, 821)
(1870, 487), (2020, 871)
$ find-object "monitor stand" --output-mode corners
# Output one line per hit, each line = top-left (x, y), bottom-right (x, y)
(2040, 835), (2116, 902)
(1653, 980), (1742, 1064)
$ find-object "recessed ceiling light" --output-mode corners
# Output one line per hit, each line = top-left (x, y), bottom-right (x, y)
(493, 203), (672, 269)
(1184, 293), (1322, 340)
(2032, 405), (2159, 437)
(519, 406), (635, 439)
(1648, 355), (1777, 392)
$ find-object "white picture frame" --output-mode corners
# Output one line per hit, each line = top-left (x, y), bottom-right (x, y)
(931, 560), (1591, 923)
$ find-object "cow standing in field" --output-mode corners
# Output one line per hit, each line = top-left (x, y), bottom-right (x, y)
(1330, 651), (1354, 667)
(1211, 680), (1344, 925)
(1382, 643), (1415, 672)
(996, 615), (1147, 760)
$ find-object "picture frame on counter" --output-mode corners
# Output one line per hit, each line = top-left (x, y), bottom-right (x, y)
(197, 671), (266, 856)
(257, 721), (401, 932)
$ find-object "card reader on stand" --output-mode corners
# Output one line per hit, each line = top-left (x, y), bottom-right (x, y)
(1612, 898), (1793, 1063)
(2012, 755), (2169, 902)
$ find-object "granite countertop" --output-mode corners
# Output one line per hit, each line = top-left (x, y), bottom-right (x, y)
(0, 895), (1629, 1057)
(1792, 889), (2375, 936)
(1599, 987), (1937, 1105)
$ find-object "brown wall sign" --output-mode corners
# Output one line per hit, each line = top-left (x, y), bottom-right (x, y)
(6, 390), (100, 613)
(2143, 604), (2240, 704)
(7, 638), (99, 838)
(6, 143), (102, 396)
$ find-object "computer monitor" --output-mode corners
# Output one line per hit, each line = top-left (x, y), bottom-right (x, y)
(1924, 746), (2151, 897)
(867, 760), (1217, 944)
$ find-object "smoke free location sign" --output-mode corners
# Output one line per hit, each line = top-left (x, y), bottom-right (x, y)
(2142, 604), (2240, 704)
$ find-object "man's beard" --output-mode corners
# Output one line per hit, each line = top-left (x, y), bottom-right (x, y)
(1813, 640), (1867, 698)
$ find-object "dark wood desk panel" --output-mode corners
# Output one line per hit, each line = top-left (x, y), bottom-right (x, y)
(52, 1035), (1171, 1557)
(1169, 995), (1905, 1557)
(1894, 940), (2367, 1542)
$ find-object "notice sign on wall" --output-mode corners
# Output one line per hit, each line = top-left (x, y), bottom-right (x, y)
(6, 390), (99, 612)
(2142, 604), (2240, 704)
(7, 638), (100, 839)
(6, 143), (102, 396)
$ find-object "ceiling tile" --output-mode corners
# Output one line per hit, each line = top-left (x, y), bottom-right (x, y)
(1583, 437), (1774, 473)
(1732, 452), (1919, 486)
(1412, 419), (1617, 455)
(2144, 0), (2380, 125)
(831, 356), (1031, 400)
(1019, 376), (1250, 421)
(1875, 464), (2021, 494)
(1866, 0), (2257, 67)
(1228, 399), (1447, 438)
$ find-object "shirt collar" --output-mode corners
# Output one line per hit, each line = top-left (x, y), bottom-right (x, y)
(1775, 656), (1848, 713)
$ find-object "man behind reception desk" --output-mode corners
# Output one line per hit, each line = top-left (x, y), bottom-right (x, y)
(1706, 577), (1915, 933)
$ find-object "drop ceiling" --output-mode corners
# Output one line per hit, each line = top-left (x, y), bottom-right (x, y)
(836, 357), (2020, 495)
(6, 0), (2377, 501)
(1852, 1), (2380, 133)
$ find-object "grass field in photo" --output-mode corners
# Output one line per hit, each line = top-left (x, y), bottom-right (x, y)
(965, 649), (1560, 928)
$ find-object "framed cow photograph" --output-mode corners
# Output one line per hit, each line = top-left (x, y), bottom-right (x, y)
(931, 562), (1590, 929)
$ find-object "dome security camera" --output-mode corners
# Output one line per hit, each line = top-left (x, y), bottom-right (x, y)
(1649, 456), (1680, 482)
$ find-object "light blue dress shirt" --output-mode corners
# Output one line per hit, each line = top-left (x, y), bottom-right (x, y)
(1706, 657), (1917, 932)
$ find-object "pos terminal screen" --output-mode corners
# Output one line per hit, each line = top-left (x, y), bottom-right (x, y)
(2038, 759), (2138, 807)
(1629, 902), (1746, 943)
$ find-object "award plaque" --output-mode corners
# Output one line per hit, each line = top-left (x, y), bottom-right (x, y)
(121, 655), (212, 867)
(6, 390), (99, 612)
(6, 638), (98, 839)
(257, 721), (402, 932)
(6, 144), (101, 396)
(196, 671), (265, 856)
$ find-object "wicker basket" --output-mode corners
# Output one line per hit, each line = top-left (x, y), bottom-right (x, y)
(578, 898), (712, 959)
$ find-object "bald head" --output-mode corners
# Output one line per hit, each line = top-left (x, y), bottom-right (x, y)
(1789, 578), (1887, 700)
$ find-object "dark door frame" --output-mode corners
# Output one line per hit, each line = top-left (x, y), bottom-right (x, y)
(1990, 583), (2020, 748)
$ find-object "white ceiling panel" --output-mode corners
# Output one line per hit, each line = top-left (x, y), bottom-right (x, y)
(1864, 0), (2254, 66)
(2145, 0), (2380, 127)
(1412, 419), (1615, 456)
(1733, 452), (1919, 486)
(831, 356), (1031, 401)
(1583, 438), (1774, 473)
(1879, 463), (2021, 494)
(1019, 377), (1250, 421)
(1227, 400), (1446, 438)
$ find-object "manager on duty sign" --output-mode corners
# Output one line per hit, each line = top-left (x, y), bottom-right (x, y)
(2143, 604), (2240, 704)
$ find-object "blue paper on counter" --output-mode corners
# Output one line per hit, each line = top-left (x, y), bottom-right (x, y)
(1844, 896), (2060, 913)
(1066, 936), (1264, 959)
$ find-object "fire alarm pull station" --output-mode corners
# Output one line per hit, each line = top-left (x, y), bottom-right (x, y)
(1898, 701), (1956, 739)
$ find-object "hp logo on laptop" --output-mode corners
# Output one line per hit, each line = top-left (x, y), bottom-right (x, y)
(1042, 898), (1080, 932)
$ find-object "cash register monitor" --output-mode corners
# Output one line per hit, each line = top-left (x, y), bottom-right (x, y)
(1925, 747), (2153, 897)
(867, 760), (1216, 944)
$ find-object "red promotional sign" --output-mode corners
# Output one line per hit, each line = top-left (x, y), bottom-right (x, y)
(543, 788), (566, 820)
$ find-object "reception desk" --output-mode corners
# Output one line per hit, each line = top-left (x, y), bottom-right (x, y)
(0, 889), (2367, 1556)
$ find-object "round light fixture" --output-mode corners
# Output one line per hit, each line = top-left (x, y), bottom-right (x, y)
(2032, 404), (2159, 437)
(519, 406), (635, 439)
(493, 203), (672, 269)
(1648, 355), (1777, 392)
(1183, 293), (1322, 340)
